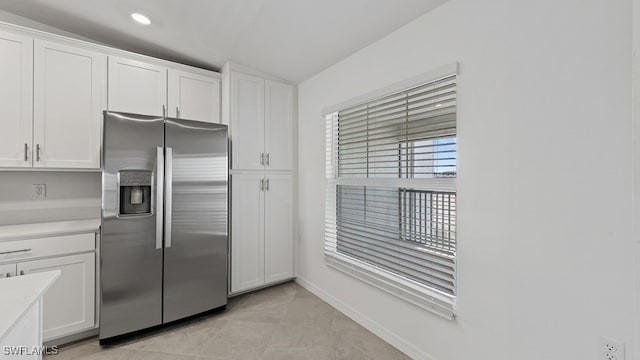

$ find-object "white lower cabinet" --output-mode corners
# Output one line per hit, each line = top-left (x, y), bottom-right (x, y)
(0, 232), (96, 343)
(231, 174), (265, 293)
(17, 253), (95, 341)
(231, 173), (293, 294)
(264, 175), (293, 283)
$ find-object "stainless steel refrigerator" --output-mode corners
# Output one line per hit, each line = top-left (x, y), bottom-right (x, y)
(100, 111), (228, 342)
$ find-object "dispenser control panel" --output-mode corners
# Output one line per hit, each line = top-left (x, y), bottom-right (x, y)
(120, 171), (152, 186)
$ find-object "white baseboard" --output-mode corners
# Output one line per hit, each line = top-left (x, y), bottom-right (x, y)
(295, 276), (436, 360)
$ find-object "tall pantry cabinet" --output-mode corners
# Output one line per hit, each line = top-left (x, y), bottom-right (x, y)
(223, 63), (295, 294)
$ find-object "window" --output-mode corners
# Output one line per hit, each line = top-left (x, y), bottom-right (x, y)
(324, 66), (457, 318)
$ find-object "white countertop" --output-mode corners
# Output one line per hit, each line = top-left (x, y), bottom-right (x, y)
(0, 270), (60, 341)
(0, 219), (100, 241)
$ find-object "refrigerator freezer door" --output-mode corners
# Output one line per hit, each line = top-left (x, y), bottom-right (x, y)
(163, 118), (228, 323)
(100, 112), (165, 340)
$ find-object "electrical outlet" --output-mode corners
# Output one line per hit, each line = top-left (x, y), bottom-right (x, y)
(598, 337), (624, 360)
(32, 184), (46, 199)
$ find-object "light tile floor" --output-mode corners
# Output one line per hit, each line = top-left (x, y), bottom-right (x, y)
(47, 281), (410, 360)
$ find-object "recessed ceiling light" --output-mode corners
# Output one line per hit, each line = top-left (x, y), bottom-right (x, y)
(131, 13), (151, 25)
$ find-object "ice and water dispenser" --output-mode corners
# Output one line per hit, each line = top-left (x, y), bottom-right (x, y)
(118, 170), (152, 216)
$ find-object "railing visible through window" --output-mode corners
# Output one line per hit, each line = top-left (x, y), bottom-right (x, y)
(399, 189), (456, 255)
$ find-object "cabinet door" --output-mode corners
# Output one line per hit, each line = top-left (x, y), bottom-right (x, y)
(168, 69), (221, 123)
(18, 253), (95, 341)
(34, 40), (105, 169)
(0, 263), (17, 278)
(231, 174), (265, 293)
(264, 174), (293, 284)
(264, 80), (293, 170)
(231, 72), (265, 170)
(108, 56), (167, 116)
(0, 30), (32, 168)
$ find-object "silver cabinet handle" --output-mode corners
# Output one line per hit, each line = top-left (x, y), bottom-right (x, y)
(260, 153), (265, 166)
(0, 248), (31, 255)
(266, 153), (270, 166)
(162, 105), (166, 117)
(156, 147), (164, 250)
(165, 147), (173, 248)
(176, 107), (180, 119)
(265, 178), (270, 191)
(260, 179), (264, 191)
(36, 144), (41, 162)
(24, 143), (29, 162)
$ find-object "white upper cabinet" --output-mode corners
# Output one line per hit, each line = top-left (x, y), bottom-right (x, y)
(264, 80), (293, 170)
(168, 69), (221, 123)
(229, 71), (293, 171)
(0, 30), (33, 168)
(34, 40), (105, 169)
(0, 25), (223, 170)
(108, 56), (167, 116)
(231, 72), (265, 170)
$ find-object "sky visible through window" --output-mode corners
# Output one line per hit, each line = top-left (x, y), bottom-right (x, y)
(434, 136), (457, 176)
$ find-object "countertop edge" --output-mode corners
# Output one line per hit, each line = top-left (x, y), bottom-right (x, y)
(0, 219), (101, 242)
(0, 270), (61, 342)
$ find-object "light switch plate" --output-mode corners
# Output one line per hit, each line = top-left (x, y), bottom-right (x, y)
(32, 184), (46, 199)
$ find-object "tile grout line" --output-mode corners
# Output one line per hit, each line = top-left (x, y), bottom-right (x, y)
(261, 292), (296, 357)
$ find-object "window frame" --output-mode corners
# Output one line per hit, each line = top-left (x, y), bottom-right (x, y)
(323, 63), (459, 319)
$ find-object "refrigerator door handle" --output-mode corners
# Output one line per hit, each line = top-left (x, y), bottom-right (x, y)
(156, 147), (164, 250)
(165, 147), (173, 248)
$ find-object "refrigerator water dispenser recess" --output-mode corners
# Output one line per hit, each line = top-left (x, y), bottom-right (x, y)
(118, 170), (152, 216)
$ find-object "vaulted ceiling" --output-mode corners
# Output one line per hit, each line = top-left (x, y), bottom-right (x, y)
(0, 0), (447, 82)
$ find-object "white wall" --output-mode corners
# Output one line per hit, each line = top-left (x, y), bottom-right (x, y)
(0, 172), (101, 225)
(296, 1), (635, 359)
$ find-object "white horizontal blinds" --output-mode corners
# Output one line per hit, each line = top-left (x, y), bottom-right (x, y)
(325, 73), (458, 298)
(325, 113), (338, 254)
(337, 75), (457, 180)
(336, 186), (456, 295)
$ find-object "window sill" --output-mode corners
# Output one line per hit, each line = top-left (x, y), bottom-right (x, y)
(325, 252), (456, 320)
